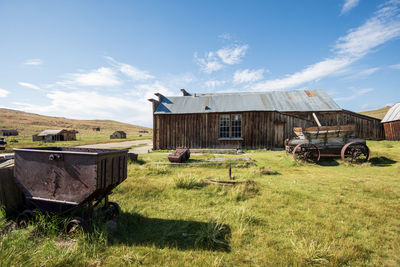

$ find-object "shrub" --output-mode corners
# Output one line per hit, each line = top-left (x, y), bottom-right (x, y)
(195, 221), (231, 251)
(174, 174), (205, 189)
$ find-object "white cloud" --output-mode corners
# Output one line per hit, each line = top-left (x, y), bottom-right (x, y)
(254, 1), (400, 91)
(344, 67), (380, 80)
(334, 88), (373, 101)
(254, 58), (352, 91)
(127, 81), (173, 101)
(23, 59), (43, 66)
(106, 56), (154, 81)
(66, 67), (121, 87)
(194, 52), (224, 74)
(18, 82), (41, 91)
(0, 88), (9, 98)
(194, 41), (249, 73)
(217, 45), (248, 65)
(341, 0), (360, 14)
(219, 33), (232, 40)
(356, 67), (380, 76)
(390, 63), (400, 69)
(233, 69), (264, 84)
(13, 90), (152, 126)
(205, 80), (227, 88)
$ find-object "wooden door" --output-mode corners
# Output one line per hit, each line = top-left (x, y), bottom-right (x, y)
(274, 122), (285, 148)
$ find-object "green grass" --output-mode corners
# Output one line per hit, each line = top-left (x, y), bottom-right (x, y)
(1, 141), (400, 266)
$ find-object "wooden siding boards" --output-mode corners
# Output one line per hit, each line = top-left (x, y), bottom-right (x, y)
(153, 110), (384, 150)
(383, 121), (400, 140)
(153, 111), (312, 150)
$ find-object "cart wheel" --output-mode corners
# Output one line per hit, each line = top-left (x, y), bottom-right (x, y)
(65, 217), (87, 234)
(341, 142), (370, 163)
(293, 143), (320, 162)
(16, 210), (35, 228)
(102, 201), (121, 219)
(105, 202), (121, 218)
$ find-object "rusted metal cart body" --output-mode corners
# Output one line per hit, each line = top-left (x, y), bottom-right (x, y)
(13, 147), (128, 231)
(285, 125), (370, 162)
(168, 148), (190, 163)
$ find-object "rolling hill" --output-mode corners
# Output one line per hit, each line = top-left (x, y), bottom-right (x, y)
(0, 108), (152, 140)
(359, 106), (391, 120)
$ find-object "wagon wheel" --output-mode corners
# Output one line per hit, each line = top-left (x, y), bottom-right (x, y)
(292, 143), (320, 162)
(102, 201), (121, 219)
(341, 142), (370, 163)
(16, 209), (35, 228)
(65, 217), (87, 234)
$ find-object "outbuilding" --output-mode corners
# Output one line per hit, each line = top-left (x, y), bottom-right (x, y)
(0, 130), (18, 136)
(110, 131), (127, 139)
(32, 129), (77, 142)
(382, 103), (400, 140)
(149, 89), (383, 150)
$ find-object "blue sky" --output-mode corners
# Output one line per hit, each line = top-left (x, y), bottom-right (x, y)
(0, 0), (399, 127)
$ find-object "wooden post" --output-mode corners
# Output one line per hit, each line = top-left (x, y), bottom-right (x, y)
(312, 113), (322, 127)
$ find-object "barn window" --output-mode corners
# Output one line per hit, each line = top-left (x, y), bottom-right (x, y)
(219, 114), (242, 139)
(231, 114), (242, 138)
(219, 115), (230, 138)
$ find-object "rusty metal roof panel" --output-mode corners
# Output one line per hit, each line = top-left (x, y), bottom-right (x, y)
(154, 90), (341, 114)
(382, 103), (400, 123)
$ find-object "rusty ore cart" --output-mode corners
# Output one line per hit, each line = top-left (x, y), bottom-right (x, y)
(285, 125), (370, 163)
(13, 147), (128, 232)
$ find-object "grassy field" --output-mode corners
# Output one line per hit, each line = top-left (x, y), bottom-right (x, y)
(359, 106), (391, 119)
(0, 108), (152, 152)
(1, 141), (400, 266)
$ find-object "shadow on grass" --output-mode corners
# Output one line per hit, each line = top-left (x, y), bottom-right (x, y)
(128, 159), (146, 165)
(106, 212), (231, 252)
(369, 156), (397, 167)
(316, 158), (340, 166)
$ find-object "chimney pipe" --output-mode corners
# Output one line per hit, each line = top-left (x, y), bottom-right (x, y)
(180, 89), (191, 96)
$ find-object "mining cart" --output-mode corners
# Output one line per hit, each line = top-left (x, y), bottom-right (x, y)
(13, 147), (128, 233)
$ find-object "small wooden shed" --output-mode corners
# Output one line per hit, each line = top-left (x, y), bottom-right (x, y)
(32, 129), (77, 142)
(0, 130), (19, 136)
(382, 103), (400, 140)
(110, 131), (127, 139)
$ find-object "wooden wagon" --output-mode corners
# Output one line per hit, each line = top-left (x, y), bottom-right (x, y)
(285, 124), (370, 163)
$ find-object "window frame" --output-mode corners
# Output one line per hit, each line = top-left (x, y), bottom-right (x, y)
(218, 113), (243, 140)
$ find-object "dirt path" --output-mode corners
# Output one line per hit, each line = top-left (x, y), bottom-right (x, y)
(78, 139), (153, 154)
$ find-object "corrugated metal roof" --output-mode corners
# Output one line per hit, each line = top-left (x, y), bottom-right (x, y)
(154, 89), (341, 114)
(37, 129), (64, 136)
(382, 103), (400, 123)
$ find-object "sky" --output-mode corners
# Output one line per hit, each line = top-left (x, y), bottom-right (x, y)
(0, 0), (399, 127)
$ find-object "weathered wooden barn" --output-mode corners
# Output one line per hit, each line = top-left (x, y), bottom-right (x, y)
(32, 129), (77, 142)
(149, 89), (383, 150)
(0, 130), (18, 136)
(382, 103), (400, 140)
(110, 131), (127, 139)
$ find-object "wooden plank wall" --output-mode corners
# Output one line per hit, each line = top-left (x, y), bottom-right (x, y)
(153, 111), (311, 149)
(282, 111), (384, 140)
(383, 121), (400, 140)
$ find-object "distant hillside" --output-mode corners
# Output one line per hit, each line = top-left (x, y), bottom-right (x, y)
(0, 108), (152, 139)
(359, 106), (391, 120)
